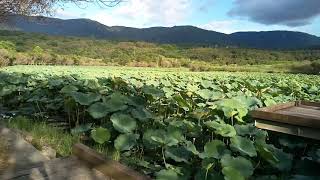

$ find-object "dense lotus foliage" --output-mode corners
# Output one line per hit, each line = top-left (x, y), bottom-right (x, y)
(0, 66), (320, 179)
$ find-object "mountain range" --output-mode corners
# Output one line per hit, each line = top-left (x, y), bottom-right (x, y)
(2, 15), (320, 49)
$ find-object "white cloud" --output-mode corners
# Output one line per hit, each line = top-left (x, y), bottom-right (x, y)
(87, 0), (192, 27)
(198, 20), (315, 34)
(55, 9), (78, 19)
(199, 20), (236, 33)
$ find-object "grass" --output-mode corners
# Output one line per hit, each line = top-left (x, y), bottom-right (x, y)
(6, 116), (80, 156)
(5, 116), (120, 160)
(0, 136), (9, 172)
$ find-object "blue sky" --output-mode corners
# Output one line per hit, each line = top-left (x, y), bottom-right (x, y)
(54, 0), (320, 36)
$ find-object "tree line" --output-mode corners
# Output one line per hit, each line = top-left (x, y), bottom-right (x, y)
(0, 30), (319, 73)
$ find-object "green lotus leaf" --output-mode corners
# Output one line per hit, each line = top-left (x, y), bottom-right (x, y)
(163, 87), (175, 98)
(201, 158), (215, 170)
(200, 140), (229, 159)
(173, 94), (192, 111)
(200, 80), (213, 89)
(255, 143), (279, 165)
(84, 79), (100, 89)
(234, 124), (258, 136)
(185, 141), (199, 155)
(71, 123), (92, 135)
(221, 155), (254, 178)
(71, 92), (101, 106)
(222, 107), (237, 119)
(196, 89), (213, 100)
(160, 79), (171, 87)
(255, 130), (268, 144)
(186, 84), (199, 93)
(219, 98), (243, 109)
(264, 98), (277, 106)
(48, 79), (64, 87)
(88, 102), (110, 119)
(234, 96), (262, 108)
(191, 108), (209, 120)
(114, 133), (139, 151)
(91, 127), (111, 144)
(222, 167), (245, 180)
(197, 89), (223, 100)
(143, 129), (166, 148)
(110, 113), (137, 133)
(143, 128), (180, 148)
(0, 85), (16, 96)
(266, 144), (293, 171)
(167, 126), (185, 143)
(156, 169), (179, 180)
(131, 108), (153, 122)
(237, 107), (248, 119)
(205, 121), (236, 137)
(218, 98), (251, 119)
(142, 85), (164, 98)
(308, 85), (318, 93)
(230, 136), (257, 157)
(195, 169), (224, 180)
(60, 85), (78, 94)
(105, 93), (129, 112)
(165, 146), (192, 163)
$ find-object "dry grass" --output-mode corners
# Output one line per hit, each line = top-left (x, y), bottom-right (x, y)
(0, 136), (9, 172)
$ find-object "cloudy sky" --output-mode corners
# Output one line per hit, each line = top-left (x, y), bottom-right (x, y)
(55, 0), (320, 36)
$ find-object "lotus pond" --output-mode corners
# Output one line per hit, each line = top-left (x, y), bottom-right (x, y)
(0, 65), (320, 179)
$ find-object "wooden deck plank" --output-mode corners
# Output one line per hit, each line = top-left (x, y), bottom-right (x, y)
(255, 119), (320, 140)
(278, 106), (320, 118)
(251, 101), (320, 129)
(299, 105), (320, 110)
(252, 101), (320, 140)
(300, 101), (320, 107)
(2, 156), (110, 180)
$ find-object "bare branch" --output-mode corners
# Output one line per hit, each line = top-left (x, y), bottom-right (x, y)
(0, 0), (122, 20)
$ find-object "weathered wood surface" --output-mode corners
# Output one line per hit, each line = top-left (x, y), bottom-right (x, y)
(0, 126), (48, 173)
(255, 119), (320, 140)
(1, 156), (110, 180)
(251, 101), (320, 128)
(0, 125), (149, 180)
(0, 126), (111, 180)
(73, 143), (151, 180)
(252, 101), (320, 140)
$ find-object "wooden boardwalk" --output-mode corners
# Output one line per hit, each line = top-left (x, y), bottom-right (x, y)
(252, 101), (320, 140)
(0, 126), (149, 180)
(1, 156), (110, 180)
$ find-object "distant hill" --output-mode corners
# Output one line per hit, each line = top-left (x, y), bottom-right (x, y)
(2, 15), (320, 49)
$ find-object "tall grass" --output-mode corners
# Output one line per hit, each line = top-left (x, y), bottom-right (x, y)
(6, 116), (80, 156)
(5, 116), (119, 160)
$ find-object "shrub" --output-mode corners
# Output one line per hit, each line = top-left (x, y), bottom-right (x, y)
(0, 41), (16, 51)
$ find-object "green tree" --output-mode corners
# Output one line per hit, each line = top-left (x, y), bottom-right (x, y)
(0, 41), (16, 51)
